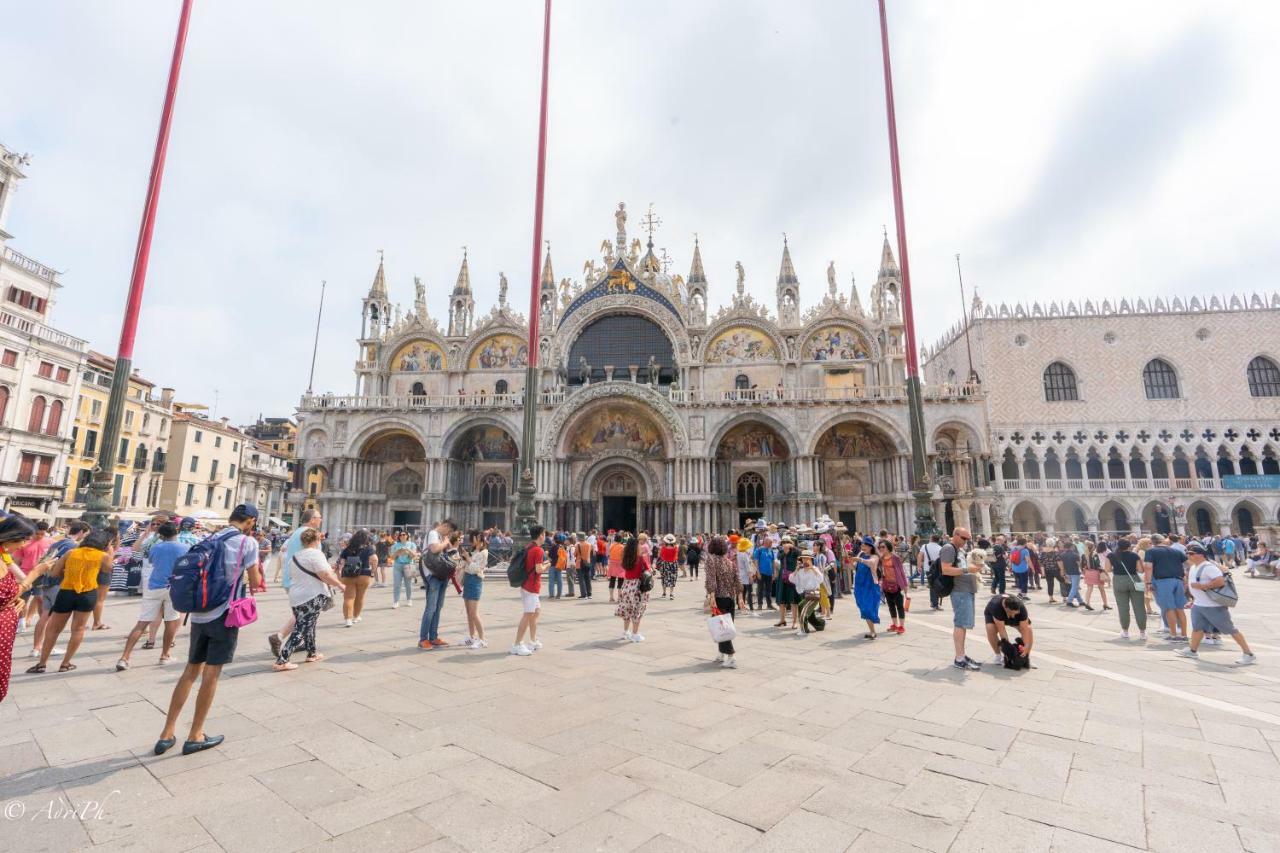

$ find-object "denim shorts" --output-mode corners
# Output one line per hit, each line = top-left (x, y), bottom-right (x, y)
(1154, 577), (1186, 612)
(462, 573), (483, 601)
(951, 591), (975, 629)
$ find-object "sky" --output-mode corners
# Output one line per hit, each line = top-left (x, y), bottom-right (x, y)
(2, 1), (1277, 424)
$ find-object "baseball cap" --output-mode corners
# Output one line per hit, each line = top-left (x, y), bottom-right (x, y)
(233, 504), (259, 519)
(1186, 542), (1209, 555)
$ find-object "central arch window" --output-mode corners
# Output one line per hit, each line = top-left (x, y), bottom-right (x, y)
(385, 468), (423, 498)
(479, 473), (507, 508)
(1246, 355), (1280, 397)
(1142, 359), (1180, 399)
(1043, 362), (1078, 401)
(734, 374), (750, 391)
(567, 314), (675, 385)
(736, 472), (765, 510)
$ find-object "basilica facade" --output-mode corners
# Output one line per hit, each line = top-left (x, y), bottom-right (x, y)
(294, 204), (989, 537)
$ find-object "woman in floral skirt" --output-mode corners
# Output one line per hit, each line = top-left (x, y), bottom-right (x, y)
(657, 534), (679, 599)
(615, 535), (650, 642)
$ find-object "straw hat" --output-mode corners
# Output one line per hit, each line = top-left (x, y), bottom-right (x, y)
(663, 533), (676, 545)
(736, 537), (753, 552)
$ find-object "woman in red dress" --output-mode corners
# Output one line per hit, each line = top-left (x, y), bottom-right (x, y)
(0, 515), (38, 704)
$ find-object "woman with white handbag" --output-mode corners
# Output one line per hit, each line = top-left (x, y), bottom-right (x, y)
(703, 536), (738, 668)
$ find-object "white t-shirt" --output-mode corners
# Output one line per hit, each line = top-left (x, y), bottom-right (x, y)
(1189, 561), (1224, 608)
(288, 547), (332, 607)
(791, 566), (822, 594)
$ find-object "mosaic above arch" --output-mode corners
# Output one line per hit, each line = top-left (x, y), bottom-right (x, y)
(566, 404), (666, 458)
(469, 334), (528, 369)
(815, 422), (893, 458)
(716, 422), (789, 459)
(361, 431), (427, 463)
(453, 425), (519, 461)
(704, 326), (779, 364)
(803, 324), (871, 361)
(391, 339), (446, 372)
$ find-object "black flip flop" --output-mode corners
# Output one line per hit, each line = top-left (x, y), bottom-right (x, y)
(25, 663), (46, 674)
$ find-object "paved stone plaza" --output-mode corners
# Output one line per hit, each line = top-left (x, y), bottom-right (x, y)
(4, 576), (1280, 853)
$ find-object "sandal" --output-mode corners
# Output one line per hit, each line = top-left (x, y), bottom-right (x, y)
(25, 663), (46, 674)
(58, 663), (77, 673)
(272, 662), (298, 672)
(304, 653), (325, 662)
(863, 633), (877, 640)
(142, 640), (156, 650)
(92, 624), (110, 631)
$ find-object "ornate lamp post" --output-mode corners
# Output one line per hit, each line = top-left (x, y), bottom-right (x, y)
(514, 0), (553, 537)
(876, 0), (937, 537)
(83, 0), (194, 532)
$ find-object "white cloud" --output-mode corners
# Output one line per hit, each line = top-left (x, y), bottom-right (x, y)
(2, 0), (1275, 421)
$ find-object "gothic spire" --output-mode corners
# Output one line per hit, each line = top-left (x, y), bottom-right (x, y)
(688, 235), (707, 284)
(452, 247), (471, 295)
(879, 233), (899, 276)
(777, 235), (798, 285)
(540, 242), (555, 288)
(850, 275), (865, 316)
(368, 250), (388, 300)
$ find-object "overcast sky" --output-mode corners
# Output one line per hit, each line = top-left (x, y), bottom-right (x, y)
(3, 1), (1276, 424)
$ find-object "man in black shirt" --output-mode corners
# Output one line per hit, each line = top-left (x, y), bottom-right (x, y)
(989, 534), (1008, 594)
(984, 593), (1034, 665)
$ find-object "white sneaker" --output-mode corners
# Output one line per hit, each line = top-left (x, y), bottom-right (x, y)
(629, 633), (645, 643)
(461, 637), (475, 647)
(1204, 637), (1223, 646)
(344, 619), (353, 627)
(992, 653), (1005, 665)
(1139, 632), (1148, 641)
(28, 646), (38, 658)
(474, 639), (489, 648)
(1119, 631), (1130, 640)
(528, 639), (543, 651)
(794, 630), (805, 637)
(713, 653), (724, 664)
(722, 656), (737, 669)
(354, 616), (362, 623)
(509, 644), (532, 656)
(621, 632), (632, 642)
(392, 602), (400, 609)
(1175, 647), (1198, 659)
(1237, 653), (1257, 666)
(16, 618), (25, 633)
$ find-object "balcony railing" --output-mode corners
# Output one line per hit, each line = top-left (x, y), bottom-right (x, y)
(0, 310), (87, 352)
(1197, 477), (1218, 490)
(152, 459), (167, 473)
(3, 246), (59, 282)
(299, 381), (985, 412)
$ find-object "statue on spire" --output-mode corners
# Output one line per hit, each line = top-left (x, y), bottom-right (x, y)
(615, 202), (627, 250)
(826, 261), (838, 297)
(735, 261), (745, 296)
(498, 272), (508, 306)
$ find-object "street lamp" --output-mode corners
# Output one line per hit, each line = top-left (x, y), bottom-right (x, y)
(82, 0), (194, 532)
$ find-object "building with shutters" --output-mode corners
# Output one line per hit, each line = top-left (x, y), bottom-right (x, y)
(157, 407), (247, 524)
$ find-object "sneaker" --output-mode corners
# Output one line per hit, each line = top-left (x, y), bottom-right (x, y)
(629, 633), (645, 643)
(794, 630), (805, 637)
(461, 637), (475, 647)
(1175, 647), (1198, 659)
(354, 616), (363, 623)
(1204, 637), (1223, 646)
(1139, 632), (1148, 641)
(418, 640), (434, 650)
(1237, 653), (1257, 666)
(713, 653), (724, 664)
(344, 620), (354, 628)
(268, 633), (283, 658)
(509, 644), (532, 656)
(474, 639), (489, 648)
(621, 632), (632, 642)
(722, 656), (737, 669)
(1119, 631), (1130, 640)
(992, 653), (1005, 665)
(392, 602), (401, 609)
(953, 657), (981, 671)
(528, 639), (543, 651)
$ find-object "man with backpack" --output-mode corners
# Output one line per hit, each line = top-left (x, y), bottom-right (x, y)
(154, 504), (262, 757)
(920, 534), (942, 609)
(510, 525), (547, 656)
(1008, 537), (1030, 599)
(983, 593), (1035, 667)
(939, 527), (981, 671)
(1176, 542), (1256, 665)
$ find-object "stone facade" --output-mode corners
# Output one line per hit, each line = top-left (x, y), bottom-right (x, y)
(923, 293), (1280, 536)
(296, 204), (988, 536)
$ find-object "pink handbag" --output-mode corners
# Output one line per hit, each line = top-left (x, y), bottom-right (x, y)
(223, 536), (259, 628)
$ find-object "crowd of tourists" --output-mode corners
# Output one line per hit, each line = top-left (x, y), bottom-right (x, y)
(0, 502), (1267, 758)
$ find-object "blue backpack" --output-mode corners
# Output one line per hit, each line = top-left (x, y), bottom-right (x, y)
(168, 529), (238, 613)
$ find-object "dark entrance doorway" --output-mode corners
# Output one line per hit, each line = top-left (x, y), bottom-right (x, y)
(602, 496), (637, 533)
(393, 510), (422, 530)
(838, 511), (857, 532)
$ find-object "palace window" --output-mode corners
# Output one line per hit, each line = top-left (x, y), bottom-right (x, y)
(1042, 362), (1079, 402)
(736, 472), (765, 511)
(1142, 359), (1180, 400)
(1246, 355), (1280, 397)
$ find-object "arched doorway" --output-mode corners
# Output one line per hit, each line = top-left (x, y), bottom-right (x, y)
(358, 430), (427, 530)
(1186, 501), (1217, 536)
(813, 418), (901, 532)
(562, 399), (669, 531)
(448, 424), (519, 529)
(599, 469), (640, 533)
(1010, 500), (1044, 534)
(1055, 501), (1087, 533)
(1097, 500), (1131, 534)
(714, 420), (790, 527)
(1232, 502), (1260, 535)
(735, 472), (765, 529)
(1141, 501), (1173, 535)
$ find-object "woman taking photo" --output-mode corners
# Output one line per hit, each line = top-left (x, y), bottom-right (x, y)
(461, 530), (488, 648)
(703, 535), (738, 667)
(338, 529), (378, 627)
(274, 528), (345, 671)
(615, 535), (650, 642)
(877, 539), (909, 635)
(852, 536), (881, 639)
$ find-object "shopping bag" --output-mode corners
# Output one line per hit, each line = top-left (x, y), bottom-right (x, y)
(707, 612), (736, 643)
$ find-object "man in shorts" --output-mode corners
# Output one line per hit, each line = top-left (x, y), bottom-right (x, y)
(1176, 543), (1256, 665)
(941, 527), (980, 671)
(510, 525), (547, 656)
(118, 521), (189, 669)
(1144, 534), (1189, 642)
(154, 505), (261, 757)
(984, 593), (1035, 665)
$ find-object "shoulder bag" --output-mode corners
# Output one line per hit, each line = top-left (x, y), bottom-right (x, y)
(292, 555), (336, 611)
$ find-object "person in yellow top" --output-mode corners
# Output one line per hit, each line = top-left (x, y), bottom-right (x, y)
(23, 529), (115, 674)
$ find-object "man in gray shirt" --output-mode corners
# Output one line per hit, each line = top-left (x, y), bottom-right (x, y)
(940, 526), (981, 671)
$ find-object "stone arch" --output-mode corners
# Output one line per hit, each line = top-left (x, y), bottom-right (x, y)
(551, 297), (692, 371)
(1228, 498), (1266, 535)
(347, 419), (430, 460)
(1010, 499), (1046, 532)
(441, 414), (522, 461)
(1096, 499), (1134, 533)
(383, 330), (449, 372)
(575, 454), (658, 501)
(539, 382), (687, 455)
(1185, 499), (1219, 536)
(1140, 499), (1176, 535)
(929, 419), (983, 455)
(708, 412), (799, 459)
(462, 325), (530, 370)
(798, 318), (881, 362)
(696, 316), (784, 364)
(1054, 499), (1088, 533)
(559, 398), (671, 460)
(806, 409), (907, 457)
(359, 429), (427, 463)
(301, 428), (330, 460)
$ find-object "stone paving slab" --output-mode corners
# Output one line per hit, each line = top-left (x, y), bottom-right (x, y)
(6, 573), (1280, 851)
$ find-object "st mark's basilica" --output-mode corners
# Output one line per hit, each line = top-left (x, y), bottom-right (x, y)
(295, 203), (1280, 539)
(295, 203), (986, 536)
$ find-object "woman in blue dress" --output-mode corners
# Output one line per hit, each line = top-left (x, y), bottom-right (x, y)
(853, 536), (881, 639)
